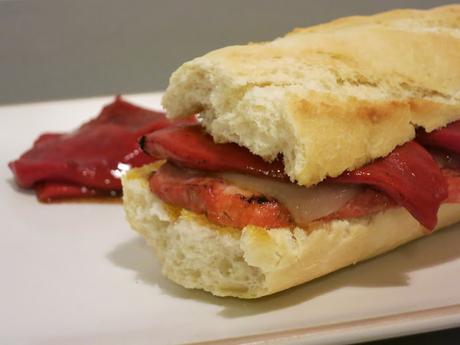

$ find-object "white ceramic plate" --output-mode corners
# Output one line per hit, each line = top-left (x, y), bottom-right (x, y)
(1, 93), (460, 345)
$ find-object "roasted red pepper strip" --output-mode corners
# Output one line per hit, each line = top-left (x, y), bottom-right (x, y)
(9, 97), (195, 201)
(333, 141), (447, 230)
(36, 182), (121, 202)
(418, 120), (460, 155)
(141, 124), (287, 179)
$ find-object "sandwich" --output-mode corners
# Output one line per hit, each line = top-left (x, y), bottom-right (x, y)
(122, 5), (460, 298)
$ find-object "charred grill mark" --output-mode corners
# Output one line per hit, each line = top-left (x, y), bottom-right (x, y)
(138, 135), (146, 152)
(247, 195), (271, 204)
(222, 211), (233, 221)
(238, 194), (272, 205)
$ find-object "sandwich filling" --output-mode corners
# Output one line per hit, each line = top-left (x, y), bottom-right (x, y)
(142, 121), (460, 231)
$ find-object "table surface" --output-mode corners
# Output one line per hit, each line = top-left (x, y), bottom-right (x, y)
(1, 1), (459, 344)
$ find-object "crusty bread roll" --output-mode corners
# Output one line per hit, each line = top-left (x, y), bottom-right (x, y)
(122, 6), (460, 298)
(122, 164), (460, 298)
(162, 5), (460, 186)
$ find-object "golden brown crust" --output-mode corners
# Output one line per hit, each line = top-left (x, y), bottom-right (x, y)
(295, 5), (460, 35)
(162, 5), (460, 186)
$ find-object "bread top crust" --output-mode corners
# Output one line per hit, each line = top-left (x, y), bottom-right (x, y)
(162, 5), (460, 186)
